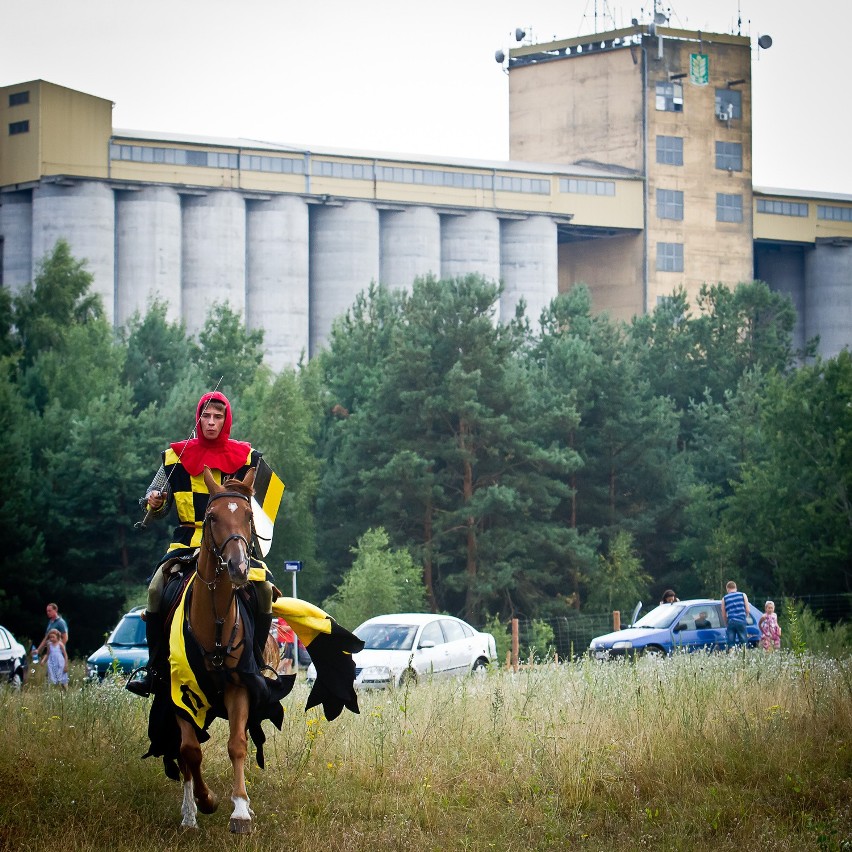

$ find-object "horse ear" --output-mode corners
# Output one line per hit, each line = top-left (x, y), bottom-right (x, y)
(242, 467), (256, 491)
(203, 466), (220, 494)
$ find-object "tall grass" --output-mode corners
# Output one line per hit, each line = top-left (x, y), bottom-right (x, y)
(1, 651), (850, 851)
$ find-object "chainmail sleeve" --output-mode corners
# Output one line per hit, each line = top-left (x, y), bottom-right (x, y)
(139, 464), (172, 519)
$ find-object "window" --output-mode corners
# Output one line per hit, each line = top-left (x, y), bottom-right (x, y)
(715, 142), (742, 171)
(9, 90), (29, 106)
(656, 81), (683, 112)
(656, 135), (683, 165)
(440, 619), (466, 644)
(656, 242), (684, 272)
(714, 88), (742, 120)
(9, 120), (29, 135)
(559, 178), (616, 196)
(818, 205), (852, 222)
(656, 188), (684, 220)
(419, 621), (444, 647)
(756, 199), (808, 217)
(717, 193), (743, 223)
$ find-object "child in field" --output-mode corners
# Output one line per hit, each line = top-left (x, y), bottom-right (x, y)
(758, 601), (781, 652)
(42, 628), (69, 690)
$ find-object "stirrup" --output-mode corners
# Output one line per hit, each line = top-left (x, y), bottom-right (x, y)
(125, 665), (153, 698)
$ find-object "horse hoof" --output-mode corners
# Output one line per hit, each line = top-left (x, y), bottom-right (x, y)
(229, 818), (252, 834)
(196, 793), (218, 815)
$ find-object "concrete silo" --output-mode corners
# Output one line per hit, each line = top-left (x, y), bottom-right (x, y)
(181, 191), (246, 334)
(805, 240), (852, 358)
(440, 210), (501, 287)
(115, 186), (182, 327)
(379, 205), (441, 293)
(31, 181), (115, 321)
(246, 195), (310, 371)
(500, 215), (559, 327)
(0, 189), (33, 292)
(309, 200), (380, 355)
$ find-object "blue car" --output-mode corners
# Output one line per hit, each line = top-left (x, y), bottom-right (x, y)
(86, 606), (148, 680)
(589, 598), (761, 659)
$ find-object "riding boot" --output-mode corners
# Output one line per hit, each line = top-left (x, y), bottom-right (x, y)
(254, 611), (274, 667)
(126, 611), (166, 698)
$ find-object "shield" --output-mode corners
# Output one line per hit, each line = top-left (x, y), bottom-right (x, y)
(250, 458), (284, 557)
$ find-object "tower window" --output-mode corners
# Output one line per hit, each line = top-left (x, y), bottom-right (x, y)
(656, 82), (683, 112)
(9, 91), (29, 107)
(656, 135), (683, 165)
(715, 141), (743, 172)
(714, 89), (742, 120)
(656, 188), (684, 220)
(716, 193), (743, 223)
(9, 120), (29, 135)
(656, 242), (684, 272)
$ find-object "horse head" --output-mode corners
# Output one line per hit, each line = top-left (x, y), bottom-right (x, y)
(202, 466), (256, 588)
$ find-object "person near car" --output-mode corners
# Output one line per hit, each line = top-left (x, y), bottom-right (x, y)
(35, 602), (68, 657)
(42, 628), (69, 690)
(721, 580), (750, 649)
(758, 600), (782, 652)
(693, 611), (712, 629)
(660, 589), (679, 604)
(275, 617), (296, 673)
(127, 390), (274, 698)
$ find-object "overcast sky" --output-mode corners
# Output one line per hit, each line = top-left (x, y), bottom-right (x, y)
(3, 0), (850, 195)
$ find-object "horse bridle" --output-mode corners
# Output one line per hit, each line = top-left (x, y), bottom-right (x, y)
(192, 489), (256, 671)
(200, 490), (256, 584)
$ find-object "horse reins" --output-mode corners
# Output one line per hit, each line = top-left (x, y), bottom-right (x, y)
(191, 488), (256, 672)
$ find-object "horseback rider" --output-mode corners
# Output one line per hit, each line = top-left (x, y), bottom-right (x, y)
(127, 390), (275, 698)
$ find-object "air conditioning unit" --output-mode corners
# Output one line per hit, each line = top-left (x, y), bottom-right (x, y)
(716, 110), (730, 121)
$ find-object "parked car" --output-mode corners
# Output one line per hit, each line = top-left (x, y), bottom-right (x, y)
(86, 606), (148, 680)
(589, 598), (762, 659)
(307, 613), (498, 689)
(0, 624), (28, 687)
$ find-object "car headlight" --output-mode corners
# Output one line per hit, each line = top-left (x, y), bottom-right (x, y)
(359, 665), (392, 683)
(589, 640), (600, 649)
(611, 640), (633, 650)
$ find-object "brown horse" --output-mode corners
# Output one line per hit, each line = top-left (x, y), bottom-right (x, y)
(175, 466), (277, 834)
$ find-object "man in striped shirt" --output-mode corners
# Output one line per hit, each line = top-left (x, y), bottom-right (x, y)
(721, 580), (750, 649)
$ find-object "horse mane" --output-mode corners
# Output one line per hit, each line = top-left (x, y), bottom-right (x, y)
(220, 477), (255, 499)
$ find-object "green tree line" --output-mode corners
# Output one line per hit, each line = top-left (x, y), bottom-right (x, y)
(1, 241), (849, 651)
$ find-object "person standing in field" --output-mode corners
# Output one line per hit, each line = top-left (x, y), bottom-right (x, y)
(42, 628), (69, 690)
(759, 600), (782, 652)
(35, 602), (69, 656)
(721, 580), (750, 650)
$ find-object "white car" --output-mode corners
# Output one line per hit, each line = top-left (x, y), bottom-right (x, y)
(308, 613), (497, 689)
(0, 625), (28, 688)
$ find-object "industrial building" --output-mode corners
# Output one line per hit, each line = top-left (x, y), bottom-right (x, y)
(1, 22), (850, 371)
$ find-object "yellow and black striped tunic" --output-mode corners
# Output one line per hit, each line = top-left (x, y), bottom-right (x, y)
(162, 446), (261, 552)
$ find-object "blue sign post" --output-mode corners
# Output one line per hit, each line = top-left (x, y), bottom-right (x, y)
(283, 560), (303, 672)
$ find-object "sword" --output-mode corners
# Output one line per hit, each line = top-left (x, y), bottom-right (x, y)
(135, 377), (224, 530)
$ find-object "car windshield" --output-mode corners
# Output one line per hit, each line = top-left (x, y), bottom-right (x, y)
(633, 604), (684, 629)
(108, 616), (146, 646)
(357, 623), (418, 651)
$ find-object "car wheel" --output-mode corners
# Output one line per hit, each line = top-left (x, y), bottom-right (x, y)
(398, 668), (417, 688)
(471, 658), (489, 676)
(642, 645), (666, 658)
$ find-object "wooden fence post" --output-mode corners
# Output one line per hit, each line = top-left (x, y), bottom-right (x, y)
(511, 618), (519, 673)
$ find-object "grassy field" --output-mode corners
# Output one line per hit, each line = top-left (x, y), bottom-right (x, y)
(1, 651), (850, 852)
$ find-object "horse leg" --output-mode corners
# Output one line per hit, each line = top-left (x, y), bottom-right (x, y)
(224, 685), (253, 834)
(178, 758), (197, 830)
(176, 716), (218, 825)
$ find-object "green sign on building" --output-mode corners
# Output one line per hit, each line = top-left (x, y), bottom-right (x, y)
(690, 53), (709, 85)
